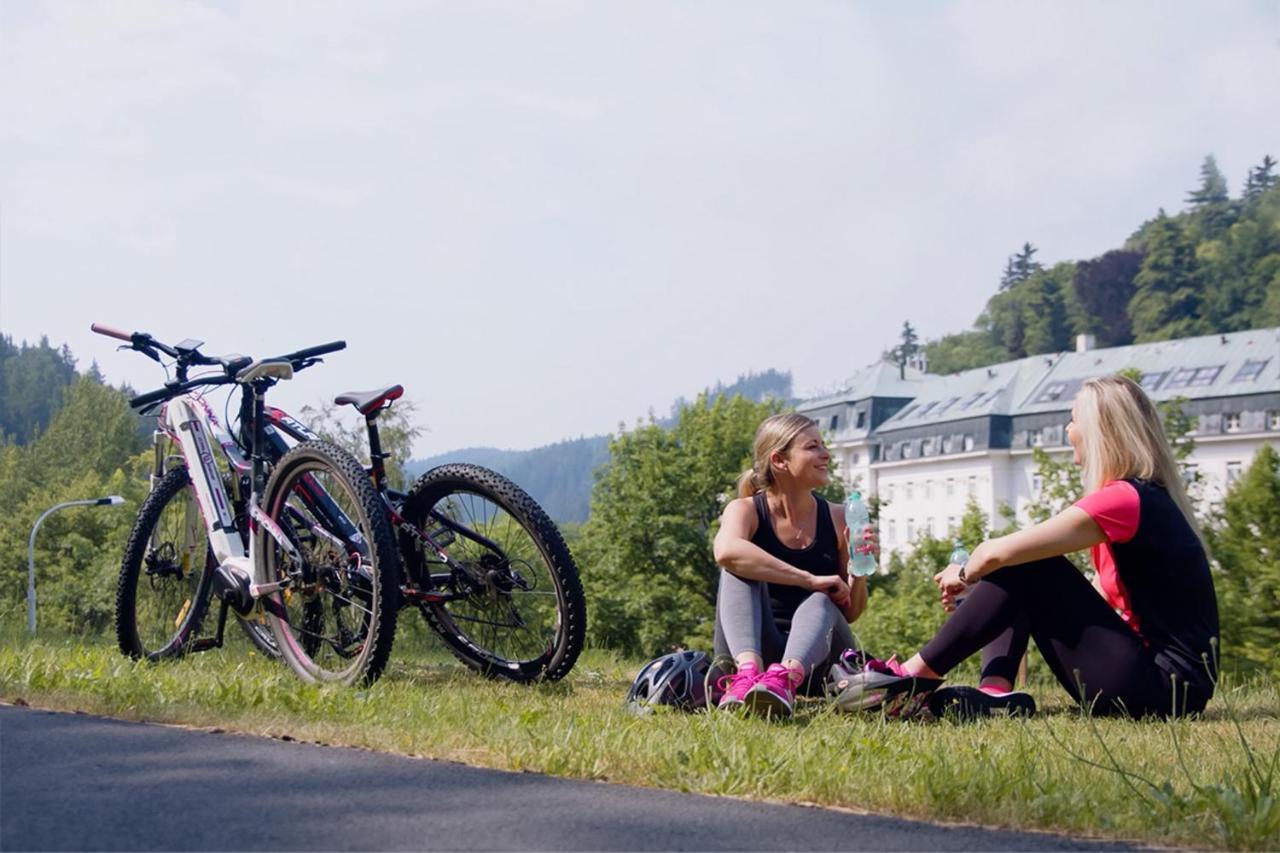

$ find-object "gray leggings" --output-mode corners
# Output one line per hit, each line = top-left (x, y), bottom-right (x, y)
(713, 569), (856, 683)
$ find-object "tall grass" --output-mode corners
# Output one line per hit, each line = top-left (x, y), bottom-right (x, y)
(1, 626), (1276, 849)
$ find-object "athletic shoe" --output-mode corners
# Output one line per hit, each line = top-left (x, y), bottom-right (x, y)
(927, 685), (1037, 721)
(744, 663), (799, 718)
(828, 652), (943, 714)
(716, 662), (761, 710)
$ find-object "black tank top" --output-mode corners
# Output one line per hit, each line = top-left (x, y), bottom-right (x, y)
(1112, 479), (1219, 695)
(749, 491), (842, 628)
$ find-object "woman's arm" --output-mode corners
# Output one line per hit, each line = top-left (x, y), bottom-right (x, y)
(831, 503), (868, 622)
(713, 498), (850, 607)
(936, 506), (1106, 592)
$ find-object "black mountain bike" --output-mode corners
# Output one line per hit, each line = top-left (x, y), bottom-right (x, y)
(271, 385), (587, 683)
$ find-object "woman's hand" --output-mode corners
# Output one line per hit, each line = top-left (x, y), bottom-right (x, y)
(809, 573), (851, 609)
(852, 523), (880, 561)
(933, 562), (968, 612)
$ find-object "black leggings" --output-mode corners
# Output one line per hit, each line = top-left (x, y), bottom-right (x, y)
(919, 557), (1208, 718)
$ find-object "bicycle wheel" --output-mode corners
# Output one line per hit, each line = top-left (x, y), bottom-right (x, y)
(401, 463), (586, 683)
(258, 440), (400, 686)
(116, 466), (214, 660)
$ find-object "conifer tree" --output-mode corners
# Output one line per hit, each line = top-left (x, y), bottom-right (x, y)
(1208, 444), (1280, 677)
(1128, 211), (1204, 341)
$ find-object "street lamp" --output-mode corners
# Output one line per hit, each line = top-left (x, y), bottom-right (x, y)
(27, 496), (126, 635)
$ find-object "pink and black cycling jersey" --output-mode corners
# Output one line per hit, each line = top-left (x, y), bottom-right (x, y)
(1074, 479), (1219, 694)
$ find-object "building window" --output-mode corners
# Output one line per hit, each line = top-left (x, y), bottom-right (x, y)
(941, 435), (953, 454)
(905, 482), (914, 501)
(856, 410), (866, 429)
(1182, 463), (1199, 487)
(1140, 371), (1169, 390)
(1226, 461), (1243, 486)
(886, 483), (895, 502)
(946, 515), (956, 532)
(924, 481), (934, 500)
(926, 517), (935, 537)
(906, 519), (916, 541)
(1224, 412), (1241, 433)
(850, 451), (860, 465)
(963, 434), (975, 452)
(946, 478), (955, 497)
(1031, 474), (1043, 498)
(887, 519), (897, 544)
(1031, 430), (1044, 447)
(967, 475), (977, 496)
(1166, 365), (1224, 390)
(1270, 411), (1280, 430)
(830, 414), (839, 431)
(1232, 359), (1270, 383)
(1035, 382), (1070, 403)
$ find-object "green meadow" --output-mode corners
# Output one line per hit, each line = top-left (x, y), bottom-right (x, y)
(3, 628), (1277, 850)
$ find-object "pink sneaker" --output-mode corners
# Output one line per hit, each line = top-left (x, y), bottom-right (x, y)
(745, 663), (802, 718)
(716, 662), (760, 710)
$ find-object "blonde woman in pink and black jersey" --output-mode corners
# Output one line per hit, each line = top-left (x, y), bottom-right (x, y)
(842, 375), (1220, 719)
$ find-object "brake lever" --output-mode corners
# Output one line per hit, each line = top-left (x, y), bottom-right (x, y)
(120, 343), (163, 364)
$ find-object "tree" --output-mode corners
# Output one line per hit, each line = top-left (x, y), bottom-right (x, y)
(1019, 263), (1075, 355)
(1207, 444), (1280, 677)
(1187, 154), (1230, 208)
(1128, 211), (1204, 342)
(1240, 155), (1276, 203)
(1069, 250), (1141, 347)
(0, 335), (79, 444)
(1186, 155), (1237, 239)
(577, 393), (784, 656)
(1011, 242), (1043, 284)
(922, 330), (1006, 375)
(892, 321), (920, 378)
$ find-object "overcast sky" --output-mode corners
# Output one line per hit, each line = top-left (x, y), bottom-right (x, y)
(2, 1), (1277, 457)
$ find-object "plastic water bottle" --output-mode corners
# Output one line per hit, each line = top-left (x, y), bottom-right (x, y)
(844, 491), (877, 577)
(948, 540), (970, 603)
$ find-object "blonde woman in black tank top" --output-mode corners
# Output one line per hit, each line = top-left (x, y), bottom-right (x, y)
(711, 414), (877, 717)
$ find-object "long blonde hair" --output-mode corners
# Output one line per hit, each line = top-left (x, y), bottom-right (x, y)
(1074, 374), (1200, 535)
(736, 413), (818, 498)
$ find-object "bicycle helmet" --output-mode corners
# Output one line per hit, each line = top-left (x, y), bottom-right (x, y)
(625, 650), (723, 713)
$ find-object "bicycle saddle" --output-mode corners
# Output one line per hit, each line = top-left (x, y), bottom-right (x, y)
(335, 384), (403, 415)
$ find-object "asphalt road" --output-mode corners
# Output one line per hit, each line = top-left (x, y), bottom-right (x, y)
(0, 705), (1130, 851)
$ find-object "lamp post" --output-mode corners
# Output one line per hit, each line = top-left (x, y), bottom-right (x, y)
(27, 496), (126, 635)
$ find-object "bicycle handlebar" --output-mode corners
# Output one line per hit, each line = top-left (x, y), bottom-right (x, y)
(90, 323), (132, 343)
(128, 375), (233, 410)
(97, 323), (348, 411)
(283, 340), (346, 362)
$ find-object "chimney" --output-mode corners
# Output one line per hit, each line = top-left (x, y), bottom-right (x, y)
(1075, 333), (1096, 353)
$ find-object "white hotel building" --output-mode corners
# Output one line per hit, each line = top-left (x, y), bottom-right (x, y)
(797, 327), (1280, 559)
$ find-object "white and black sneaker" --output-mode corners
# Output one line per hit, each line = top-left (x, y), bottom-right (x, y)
(827, 652), (943, 714)
(928, 685), (1037, 721)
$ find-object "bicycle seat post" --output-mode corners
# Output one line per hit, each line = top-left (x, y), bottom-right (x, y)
(365, 412), (389, 492)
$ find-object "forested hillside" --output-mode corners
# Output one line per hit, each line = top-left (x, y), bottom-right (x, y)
(920, 154), (1280, 373)
(0, 336), (83, 444)
(407, 368), (793, 522)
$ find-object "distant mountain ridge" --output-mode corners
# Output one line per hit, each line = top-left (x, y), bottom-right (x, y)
(405, 369), (792, 523)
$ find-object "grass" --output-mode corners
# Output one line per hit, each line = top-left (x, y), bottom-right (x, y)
(2, 625), (1278, 850)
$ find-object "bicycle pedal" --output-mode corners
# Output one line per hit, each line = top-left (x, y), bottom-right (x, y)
(189, 637), (221, 652)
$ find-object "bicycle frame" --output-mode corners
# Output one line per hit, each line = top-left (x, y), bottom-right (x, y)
(153, 384), (302, 604)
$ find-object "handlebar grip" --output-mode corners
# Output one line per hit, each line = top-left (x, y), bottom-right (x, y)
(287, 340), (346, 361)
(91, 323), (132, 342)
(129, 386), (176, 409)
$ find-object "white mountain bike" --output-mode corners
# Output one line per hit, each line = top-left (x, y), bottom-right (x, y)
(93, 323), (400, 686)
